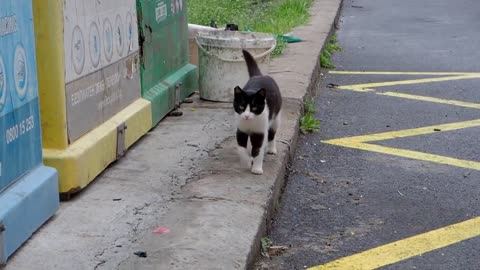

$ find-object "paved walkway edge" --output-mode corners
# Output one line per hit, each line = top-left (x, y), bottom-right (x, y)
(247, 0), (344, 268)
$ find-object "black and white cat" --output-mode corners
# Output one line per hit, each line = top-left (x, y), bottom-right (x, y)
(234, 50), (282, 175)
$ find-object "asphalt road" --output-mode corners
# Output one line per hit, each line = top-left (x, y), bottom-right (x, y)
(256, 0), (480, 269)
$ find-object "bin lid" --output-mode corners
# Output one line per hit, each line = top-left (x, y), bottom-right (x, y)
(196, 31), (275, 49)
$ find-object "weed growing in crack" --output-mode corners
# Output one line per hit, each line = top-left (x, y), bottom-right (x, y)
(300, 97), (320, 133)
(320, 34), (342, 68)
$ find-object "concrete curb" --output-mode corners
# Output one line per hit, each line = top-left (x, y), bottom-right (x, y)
(247, 0), (344, 268)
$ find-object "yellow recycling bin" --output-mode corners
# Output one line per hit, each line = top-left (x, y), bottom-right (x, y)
(33, 0), (152, 198)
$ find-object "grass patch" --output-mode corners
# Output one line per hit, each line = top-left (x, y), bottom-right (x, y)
(261, 237), (273, 257)
(187, 0), (314, 57)
(272, 38), (287, 58)
(320, 34), (342, 68)
(245, 0), (314, 35)
(300, 98), (320, 133)
(320, 52), (335, 69)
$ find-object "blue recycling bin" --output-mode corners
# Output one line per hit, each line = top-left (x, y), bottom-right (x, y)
(0, 0), (59, 264)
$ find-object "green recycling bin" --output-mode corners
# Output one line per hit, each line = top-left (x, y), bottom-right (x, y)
(137, 0), (198, 127)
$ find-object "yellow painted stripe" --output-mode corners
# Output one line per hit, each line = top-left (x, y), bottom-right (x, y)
(338, 74), (480, 92)
(330, 71), (480, 76)
(377, 92), (480, 110)
(323, 141), (480, 170)
(337, 86), (375, 92)
(324, 119), (480, 143)
(308, 217), (480, 270)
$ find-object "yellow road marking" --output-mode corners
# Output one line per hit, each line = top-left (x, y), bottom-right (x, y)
(324, 141), (480, 171)
(324, 119), (480, 143)
(315, 71), (480, 269)
(377, 92), (480, 110)
(322, 119), (480, 170)
(330, 71), (480, 75)
(338, 74), (480, 92)
(308, 217), (480, 270)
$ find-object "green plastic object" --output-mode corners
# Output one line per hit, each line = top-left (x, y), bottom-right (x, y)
(277, 34), (303, 43)
(137, 0), (198, 127)
(245, 28), (302, 43)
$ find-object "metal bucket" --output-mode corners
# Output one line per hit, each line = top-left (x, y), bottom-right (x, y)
(196, 31), (276, 102)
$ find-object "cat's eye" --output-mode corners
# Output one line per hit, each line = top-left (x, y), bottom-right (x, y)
(239, 106), (245, 110)
(251, 107), (257, 111)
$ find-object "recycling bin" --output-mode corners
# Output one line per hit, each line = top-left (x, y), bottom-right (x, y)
(32, 0), (152, 198)
(0, 0), (59, 264)
(137, 0), (198, 126)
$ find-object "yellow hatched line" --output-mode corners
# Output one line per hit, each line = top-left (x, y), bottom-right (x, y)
(308, 217), (480, 270)
(377, 92), (480, 110)
(338, 74), (480, 92)
(323, 119), (480, 143)
(323, 141), (480, 171)
(330, 71), (480, 76)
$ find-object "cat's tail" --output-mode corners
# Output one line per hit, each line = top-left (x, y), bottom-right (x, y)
(242, 50), (262, 77)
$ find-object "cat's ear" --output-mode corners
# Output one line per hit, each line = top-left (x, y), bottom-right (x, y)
(234, 86), (243, 95)
(257, 88), (266, 98)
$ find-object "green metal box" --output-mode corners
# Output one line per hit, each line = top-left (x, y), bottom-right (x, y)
(137, 0), (198, 126)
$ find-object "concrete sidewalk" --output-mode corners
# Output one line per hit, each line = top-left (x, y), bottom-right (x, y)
(5, 0), (342, 269)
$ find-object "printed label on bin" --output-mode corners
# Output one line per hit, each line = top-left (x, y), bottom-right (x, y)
(0, 1), (43, 192)
(155, 1), (167, 22)
(63, 0), (141, 142)
(64, 0), (140, 82)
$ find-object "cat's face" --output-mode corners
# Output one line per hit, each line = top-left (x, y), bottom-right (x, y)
(234, 86), (266, 120)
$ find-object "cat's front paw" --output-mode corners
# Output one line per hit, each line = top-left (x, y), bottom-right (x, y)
(267, 147), (277, 155)
(251, 167), (264, 175)
(267, 141), (277, 155)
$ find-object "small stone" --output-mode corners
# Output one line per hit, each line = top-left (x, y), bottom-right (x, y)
(168, 111), (183, 117)
(311, 204), (328, 211)
(343, 121), (349, 125)
(134, 251), (147, 258)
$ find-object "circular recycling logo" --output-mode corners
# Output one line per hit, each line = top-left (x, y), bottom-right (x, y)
(89, 22), (101, 68)
(115, 14), (124, 57)
(126, 12), (133, 52)
(71, 26), (85, 75)
(103, 18), (114, 62)
(14, 44), (28, 99)
(0, 53), (6, 111)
